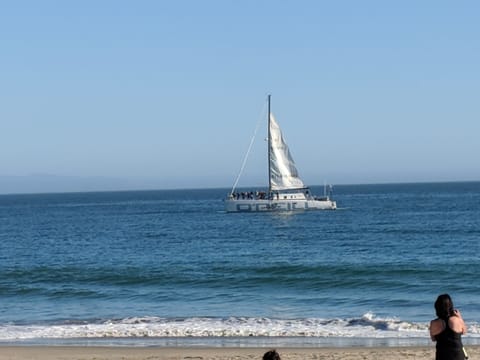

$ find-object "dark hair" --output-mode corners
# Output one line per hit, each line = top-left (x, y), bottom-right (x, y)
(263, 350), (281, 360)
(435, 294), (454, 320)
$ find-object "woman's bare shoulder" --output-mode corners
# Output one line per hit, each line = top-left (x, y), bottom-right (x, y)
(449, 315), (466, 334)
(430, 318), (445, 336)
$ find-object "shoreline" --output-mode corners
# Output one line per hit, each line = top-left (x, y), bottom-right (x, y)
(1, 345), (480, 360)
(2, 336), (480, 348)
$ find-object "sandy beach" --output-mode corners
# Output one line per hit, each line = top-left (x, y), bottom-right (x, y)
(0, 346), (478, 360)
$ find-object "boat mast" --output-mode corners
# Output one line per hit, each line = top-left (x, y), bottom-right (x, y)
(267, 94), (272, 195)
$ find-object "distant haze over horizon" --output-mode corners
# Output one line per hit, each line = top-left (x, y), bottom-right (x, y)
(0, 174), (478, 195)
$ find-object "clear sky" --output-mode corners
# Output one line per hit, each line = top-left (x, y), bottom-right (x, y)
(1, 1), (479, 193)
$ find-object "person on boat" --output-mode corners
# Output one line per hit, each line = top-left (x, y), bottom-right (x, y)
(430, 294), (467, 360)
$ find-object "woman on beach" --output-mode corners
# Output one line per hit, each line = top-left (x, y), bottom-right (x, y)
(263, 350), (281, 360)
(430, 294), (467, 360)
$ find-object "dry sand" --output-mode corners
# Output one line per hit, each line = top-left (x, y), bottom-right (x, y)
(0, 345), (478, 360)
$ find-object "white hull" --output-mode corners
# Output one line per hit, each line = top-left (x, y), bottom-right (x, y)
(225, 198), (336, 212)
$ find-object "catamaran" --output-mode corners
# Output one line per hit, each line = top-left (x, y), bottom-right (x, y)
(225, 95), (337, 212)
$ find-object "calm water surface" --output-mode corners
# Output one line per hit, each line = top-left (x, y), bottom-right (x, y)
(1, 182), (480, 346)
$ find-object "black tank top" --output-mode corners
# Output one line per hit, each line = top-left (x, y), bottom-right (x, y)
(435, 317), (464, 360)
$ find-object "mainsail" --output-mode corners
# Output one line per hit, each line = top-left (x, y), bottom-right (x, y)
(269, 113), (305, 191)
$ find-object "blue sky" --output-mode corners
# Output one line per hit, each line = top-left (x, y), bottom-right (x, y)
(1, 1), (479, 193)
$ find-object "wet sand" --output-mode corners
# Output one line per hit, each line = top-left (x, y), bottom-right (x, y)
(1, 345), (478, 360)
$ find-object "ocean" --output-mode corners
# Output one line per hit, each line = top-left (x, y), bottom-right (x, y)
(1, 182), (480, 347)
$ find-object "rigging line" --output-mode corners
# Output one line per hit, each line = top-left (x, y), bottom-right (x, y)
(230, 101), (267, 195)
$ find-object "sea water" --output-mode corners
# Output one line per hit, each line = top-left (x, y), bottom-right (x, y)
(1, 182), (480, 347)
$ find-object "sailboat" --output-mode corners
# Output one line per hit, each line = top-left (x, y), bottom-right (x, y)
(225, 95), (337, 212)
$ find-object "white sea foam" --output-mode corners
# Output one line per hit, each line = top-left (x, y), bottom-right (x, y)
(2, 314), (480, 342)
(3, 313), (478, 341)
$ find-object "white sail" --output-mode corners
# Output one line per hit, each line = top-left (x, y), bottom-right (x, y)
(269, 113), (305, 191)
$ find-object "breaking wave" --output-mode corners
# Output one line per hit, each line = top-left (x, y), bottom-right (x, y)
(0, 313), (465, 341)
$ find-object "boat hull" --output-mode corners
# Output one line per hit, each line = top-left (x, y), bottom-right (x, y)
(225, 198), (336, 212)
